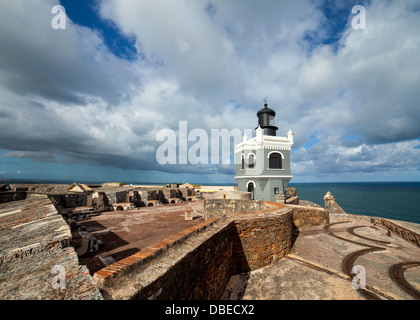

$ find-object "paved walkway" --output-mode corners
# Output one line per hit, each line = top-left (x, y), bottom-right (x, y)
(222, 215), (420, 300)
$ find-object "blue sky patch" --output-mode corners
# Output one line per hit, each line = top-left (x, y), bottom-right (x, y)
(60, 0), (138, 61)
(304, 133), (321, 150)
(305, 0), (372, 53)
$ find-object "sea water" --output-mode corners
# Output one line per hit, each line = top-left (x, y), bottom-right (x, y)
(289, 182), (420, 224)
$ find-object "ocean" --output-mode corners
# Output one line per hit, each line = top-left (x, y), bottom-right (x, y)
(289, 182), (420, 224)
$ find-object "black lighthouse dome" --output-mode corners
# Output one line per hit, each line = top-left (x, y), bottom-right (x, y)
(256, 102), (278, 136)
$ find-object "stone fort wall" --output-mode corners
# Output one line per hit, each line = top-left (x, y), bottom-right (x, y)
(92, 202), (330, 300)
(3, 186), (420, 300)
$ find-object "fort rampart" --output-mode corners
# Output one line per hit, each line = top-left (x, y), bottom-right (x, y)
(92, 201), (330, 299)
(3, 184), (419, 300)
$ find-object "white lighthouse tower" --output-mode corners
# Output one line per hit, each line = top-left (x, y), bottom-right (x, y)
(234, 101), (294, 201)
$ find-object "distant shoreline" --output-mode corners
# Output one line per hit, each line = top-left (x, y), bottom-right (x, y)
(2, 178), (419, 186)
(0, 179), (239, 189)
(0, 178), (237, 187)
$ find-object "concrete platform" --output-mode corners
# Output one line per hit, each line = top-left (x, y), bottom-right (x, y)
(222, 215), (420, 300)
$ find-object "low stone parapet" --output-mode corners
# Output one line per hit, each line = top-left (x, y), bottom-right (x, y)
(233, 212), (293, 271)
(203, 199), (266, 219)
(287, 204), (330, 228)
(371, 217), (420, 248)
(0, 197), (103, 299)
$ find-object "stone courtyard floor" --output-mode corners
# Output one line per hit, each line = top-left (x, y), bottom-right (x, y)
(222, 215), (420, 300)
(77, 201), (205, 274)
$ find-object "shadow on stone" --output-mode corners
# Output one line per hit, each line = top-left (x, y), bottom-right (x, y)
(231, 225), (252, 275)
(219, 226), (251, 299)
(291, 220), (300, 249)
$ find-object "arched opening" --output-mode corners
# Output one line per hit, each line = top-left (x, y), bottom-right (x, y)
(247, 181), (255, 200)
(170, 200), (175, 204)
(116, 206), (124, 211)
(269, 152), (282, 169)
(148, 202), (153, 207)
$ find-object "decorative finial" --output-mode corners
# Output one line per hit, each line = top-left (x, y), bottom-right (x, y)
(263, 98), (268, 107)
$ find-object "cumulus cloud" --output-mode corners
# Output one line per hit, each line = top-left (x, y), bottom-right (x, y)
(298, 0), (420, 144)
(292, 138), (420, 181)
(0, 1), (138, 106)
(0, 0), (419, 182)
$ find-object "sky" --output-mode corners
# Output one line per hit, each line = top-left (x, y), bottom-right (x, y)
(0, 0), (420, 184)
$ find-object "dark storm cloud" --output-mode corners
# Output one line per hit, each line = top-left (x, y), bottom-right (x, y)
(4, 151), (58, 163)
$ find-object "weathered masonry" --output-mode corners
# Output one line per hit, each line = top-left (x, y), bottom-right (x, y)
(92, 202), (329, 299)
(2, 187), (420, 300)
(0, 196), (103, 299)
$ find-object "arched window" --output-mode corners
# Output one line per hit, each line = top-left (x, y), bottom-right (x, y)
(241, 154), (245, 170)
(248, 154), (255, 169)
(269, 152), (282, 169)
(247, 181), (255, 200)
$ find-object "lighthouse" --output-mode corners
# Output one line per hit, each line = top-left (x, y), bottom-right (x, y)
(234, 101), (294, 201)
